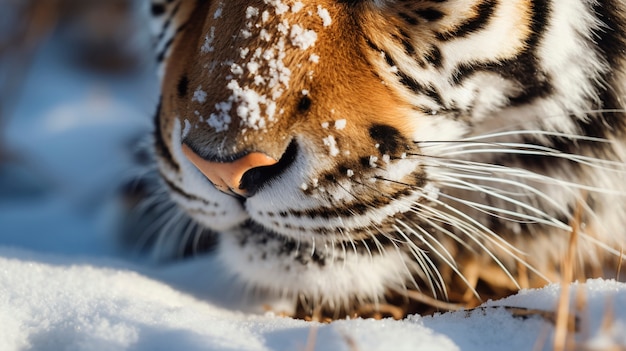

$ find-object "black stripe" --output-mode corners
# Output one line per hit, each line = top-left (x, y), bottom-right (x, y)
(423, 85), (444, 106)
(286, 174), (424, 221)
(424, 46), (443, 68)
(397, 70), (423, 93)
(396, 70), (444, 106)
(486, 1), (626, 170)
(437, 0), (497, 40)
(153, 99), (179, 171)
(364, 37), (379, 51)
(364, 37), (398, 68)
(506, 0), (552, 105)
(397, 30), (416, 56)
(161, 176), (213, 207)
(151, 3), (166, 16)
(414, 8), (445, 22)
(156, 1), (181, 42)
(449, 0), (553, 105)
(156, 22), (189, 63)
(398, 12), (419, 26)
(154, 0), (183, 63)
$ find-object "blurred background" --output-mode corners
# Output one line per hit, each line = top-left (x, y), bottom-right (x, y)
(0, 0), (160, 257)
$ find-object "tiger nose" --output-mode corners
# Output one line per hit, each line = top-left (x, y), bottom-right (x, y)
(182, 144), (278, 197)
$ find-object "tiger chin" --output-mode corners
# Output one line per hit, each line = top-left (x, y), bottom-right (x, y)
(129, 0), (626, 319)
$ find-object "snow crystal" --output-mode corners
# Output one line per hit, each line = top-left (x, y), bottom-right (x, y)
(207, 100), (233, 132)
(245, 6), (259, 19)
(334, 119), (346, 130)
(270, 0), (290, 15)
(260, 29), (272, 42)
(228, 80), (269, 129)
(240, 29), (253, 39)
(246, 61), (260, 75)
(200, 27), (216, 54)
(277, 20), (290, 35)
(309, 53), (320, 63)
(231, 64), (244, 76)
(192, 86), (207, 103)
(253, 75), (265, 86)
(317, 6), (332, 27)
(213, 2), (223, 19)
(240, 47), (250, 58)
(369, 155), (378, 167)
(292, 1), (304, 13)
(321, 122), (330, 129)
(290, 25), (317, 50)
(323, 135), (339, 157)
(262, 10), (270, 23)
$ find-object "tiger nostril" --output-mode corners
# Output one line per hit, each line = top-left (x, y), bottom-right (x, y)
(181, 144), (277, 196)
(240, 140), (299, 196)
(181, 140), (298, 197)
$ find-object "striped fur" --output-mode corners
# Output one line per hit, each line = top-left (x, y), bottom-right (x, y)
(140, 0), (626, 317)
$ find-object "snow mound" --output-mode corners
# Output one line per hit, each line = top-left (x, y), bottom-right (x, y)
(1, 248), (625, 351)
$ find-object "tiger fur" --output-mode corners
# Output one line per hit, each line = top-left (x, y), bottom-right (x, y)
(140, 0), (626, 318)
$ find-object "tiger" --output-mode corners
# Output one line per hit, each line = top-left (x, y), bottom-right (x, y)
(137, 0), (626, 319)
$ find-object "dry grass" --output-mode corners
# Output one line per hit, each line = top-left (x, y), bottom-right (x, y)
(543, 194), (625, 351)
(552, 194), (583, 351)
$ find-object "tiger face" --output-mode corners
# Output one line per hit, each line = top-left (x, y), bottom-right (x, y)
(148, 0), (626, 317)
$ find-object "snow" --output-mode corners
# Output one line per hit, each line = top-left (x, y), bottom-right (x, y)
(323, 135), (340, 157)
(309, 53), (320, 63)
(201, 28), (216, 54)
(2, 252), (626, 351)
(334, 119), (347, 130)
(289, 24), (317, 50)
(317, 6), (332, 27)
(1, 19), (626, 351)
(193, 86), (208, 103)
(291, 2), (304, 13)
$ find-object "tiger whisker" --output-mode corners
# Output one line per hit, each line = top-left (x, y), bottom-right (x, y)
(131, 200), (178, 253)
(174, 216), (194, 256)
(366, 176), (530, 297)
(333, 179), (377, 260)
(439, 148), (626, 173)
(151, 207), (187, 260)
(391, 223), (444, 298)
(436, 175), (570, 228)
(373, 175), (533, 261)
(411, 198), (524, 260)
(416, 194), (531, 289)
(395, 219), (482, 301)
(189, 223), (207, 255)
(428, 157), (626, 195)
(417, 126), (620, 146)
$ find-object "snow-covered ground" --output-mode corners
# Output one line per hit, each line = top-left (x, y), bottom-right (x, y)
(1, 25), (626, 351)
